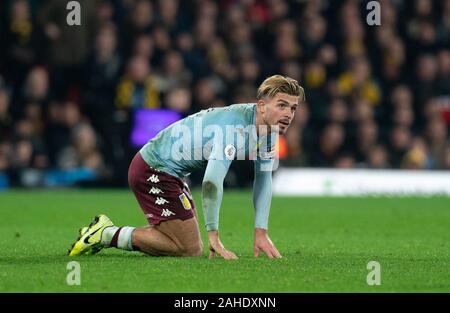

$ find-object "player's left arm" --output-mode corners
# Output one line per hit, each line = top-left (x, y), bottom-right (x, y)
(253, 159), (282, 258)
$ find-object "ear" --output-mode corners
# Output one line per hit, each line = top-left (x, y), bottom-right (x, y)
(257, 99), (266, 113)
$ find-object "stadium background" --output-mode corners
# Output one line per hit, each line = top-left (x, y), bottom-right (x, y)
(0, 0), (449, 190)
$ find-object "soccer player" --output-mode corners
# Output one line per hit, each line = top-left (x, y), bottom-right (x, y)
(68, 75), (305, 259)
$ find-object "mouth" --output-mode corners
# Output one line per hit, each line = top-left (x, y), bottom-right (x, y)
(279, 120), (290, 127)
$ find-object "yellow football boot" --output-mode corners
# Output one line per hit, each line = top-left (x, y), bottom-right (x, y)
(68, 215), (114, 256)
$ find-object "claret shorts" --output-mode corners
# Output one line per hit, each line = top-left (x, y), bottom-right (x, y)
(128, 152), (196, 225)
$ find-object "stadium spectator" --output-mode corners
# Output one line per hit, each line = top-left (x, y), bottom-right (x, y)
(355, 119), (379, 163)
(2, 0), (42, 84)
(164, 86), (192, 114)
(38, 0), (97, 97)
(0, 87), (13, 142)
(13, 66), (50, 119)
(389, 125), (413, 167)
(366, 145), (390, 169)
(84, 22), (122, 120)
(115, 55), (160, 110)
(57, 122), (105, 172)
(401, 137), (433, 169)
(425, 116), (449, 168)
(311, 123), (346, 167)
(154, 49), (192, 92)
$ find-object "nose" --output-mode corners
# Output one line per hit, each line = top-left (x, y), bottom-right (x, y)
(285, 110), (293, 120)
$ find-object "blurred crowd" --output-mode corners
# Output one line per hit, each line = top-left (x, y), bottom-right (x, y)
(0, 0), (449, 187)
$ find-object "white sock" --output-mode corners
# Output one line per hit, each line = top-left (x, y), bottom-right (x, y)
(117, 226), (136, 251)
(101, 226), (119, 246)
(101, 226), (135, 250)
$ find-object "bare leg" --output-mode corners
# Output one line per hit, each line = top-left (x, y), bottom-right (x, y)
(132, 226), (179, 256)
(132, 217), (204, 257)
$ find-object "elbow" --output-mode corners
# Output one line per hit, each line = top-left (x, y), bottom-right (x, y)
(202, 180), (217, 194)
(202, 179), (223, 202)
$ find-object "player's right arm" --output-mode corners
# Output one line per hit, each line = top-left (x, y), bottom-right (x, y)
(202, 158), (238, 260)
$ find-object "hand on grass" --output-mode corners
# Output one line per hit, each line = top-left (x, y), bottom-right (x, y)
(254, 228), (282, 259)
(208, 230), (238, 260)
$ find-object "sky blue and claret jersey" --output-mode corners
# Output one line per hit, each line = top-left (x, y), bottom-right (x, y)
(140, 103), (276, 231)
(140, 103), (275, 179)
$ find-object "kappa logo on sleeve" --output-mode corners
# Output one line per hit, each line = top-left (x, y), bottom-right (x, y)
(179, 193), (192, 210)
(224, 144), (236, 160)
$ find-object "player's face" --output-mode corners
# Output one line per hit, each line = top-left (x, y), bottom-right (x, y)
(260, 93), (299, 135)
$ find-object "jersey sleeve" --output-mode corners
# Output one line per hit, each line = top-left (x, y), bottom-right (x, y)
(200, 106), (250, 231)
(201, 141), (233, 231)
(253, 158), (274, 229)
(252, 132), (276, 229)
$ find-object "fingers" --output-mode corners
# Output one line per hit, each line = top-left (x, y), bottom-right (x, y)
(218, 249), (238, 260)
(208, 247), (215, 259)
(254, 246), (260, 258)
(258, 244), (283, 259)
(261, 245), (275, 259)
(209, 246), (238, 260)
(208, 235), (238, 260)
(273, 246), (282, 259)
(225, 250), (238, 260)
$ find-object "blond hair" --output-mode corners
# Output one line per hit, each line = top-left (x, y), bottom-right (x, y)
(257, 75), (305, 102)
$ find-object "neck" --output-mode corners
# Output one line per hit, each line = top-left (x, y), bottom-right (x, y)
(255, 105), (269, 137)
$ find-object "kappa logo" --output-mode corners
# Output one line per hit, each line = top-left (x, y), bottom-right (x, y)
(147, 174), (160, 183)
(155, 197), (169, 205)
(149, 187), (163, 195)
(161, 209), (175, 217)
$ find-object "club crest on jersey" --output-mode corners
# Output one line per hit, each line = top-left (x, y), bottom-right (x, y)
(179, 193), (192, 210)
(224, 144), (236, 160)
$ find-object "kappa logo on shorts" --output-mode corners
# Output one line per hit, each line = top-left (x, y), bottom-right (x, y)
(149, 187), (163, 194)
(161, 209), (175, 217)
(147, 174), (160, 183)
(155, 197), (169, 205)
(179, 193), (192, 210)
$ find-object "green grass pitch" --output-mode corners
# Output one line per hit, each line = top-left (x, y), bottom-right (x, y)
(0, 189), (449, 292)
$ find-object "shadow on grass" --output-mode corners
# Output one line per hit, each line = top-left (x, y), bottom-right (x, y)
(0, 253), (151, 265)
(0, 252), (296, 266)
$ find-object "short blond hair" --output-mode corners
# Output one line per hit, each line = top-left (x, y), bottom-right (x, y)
(257, 75), (305, 102)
